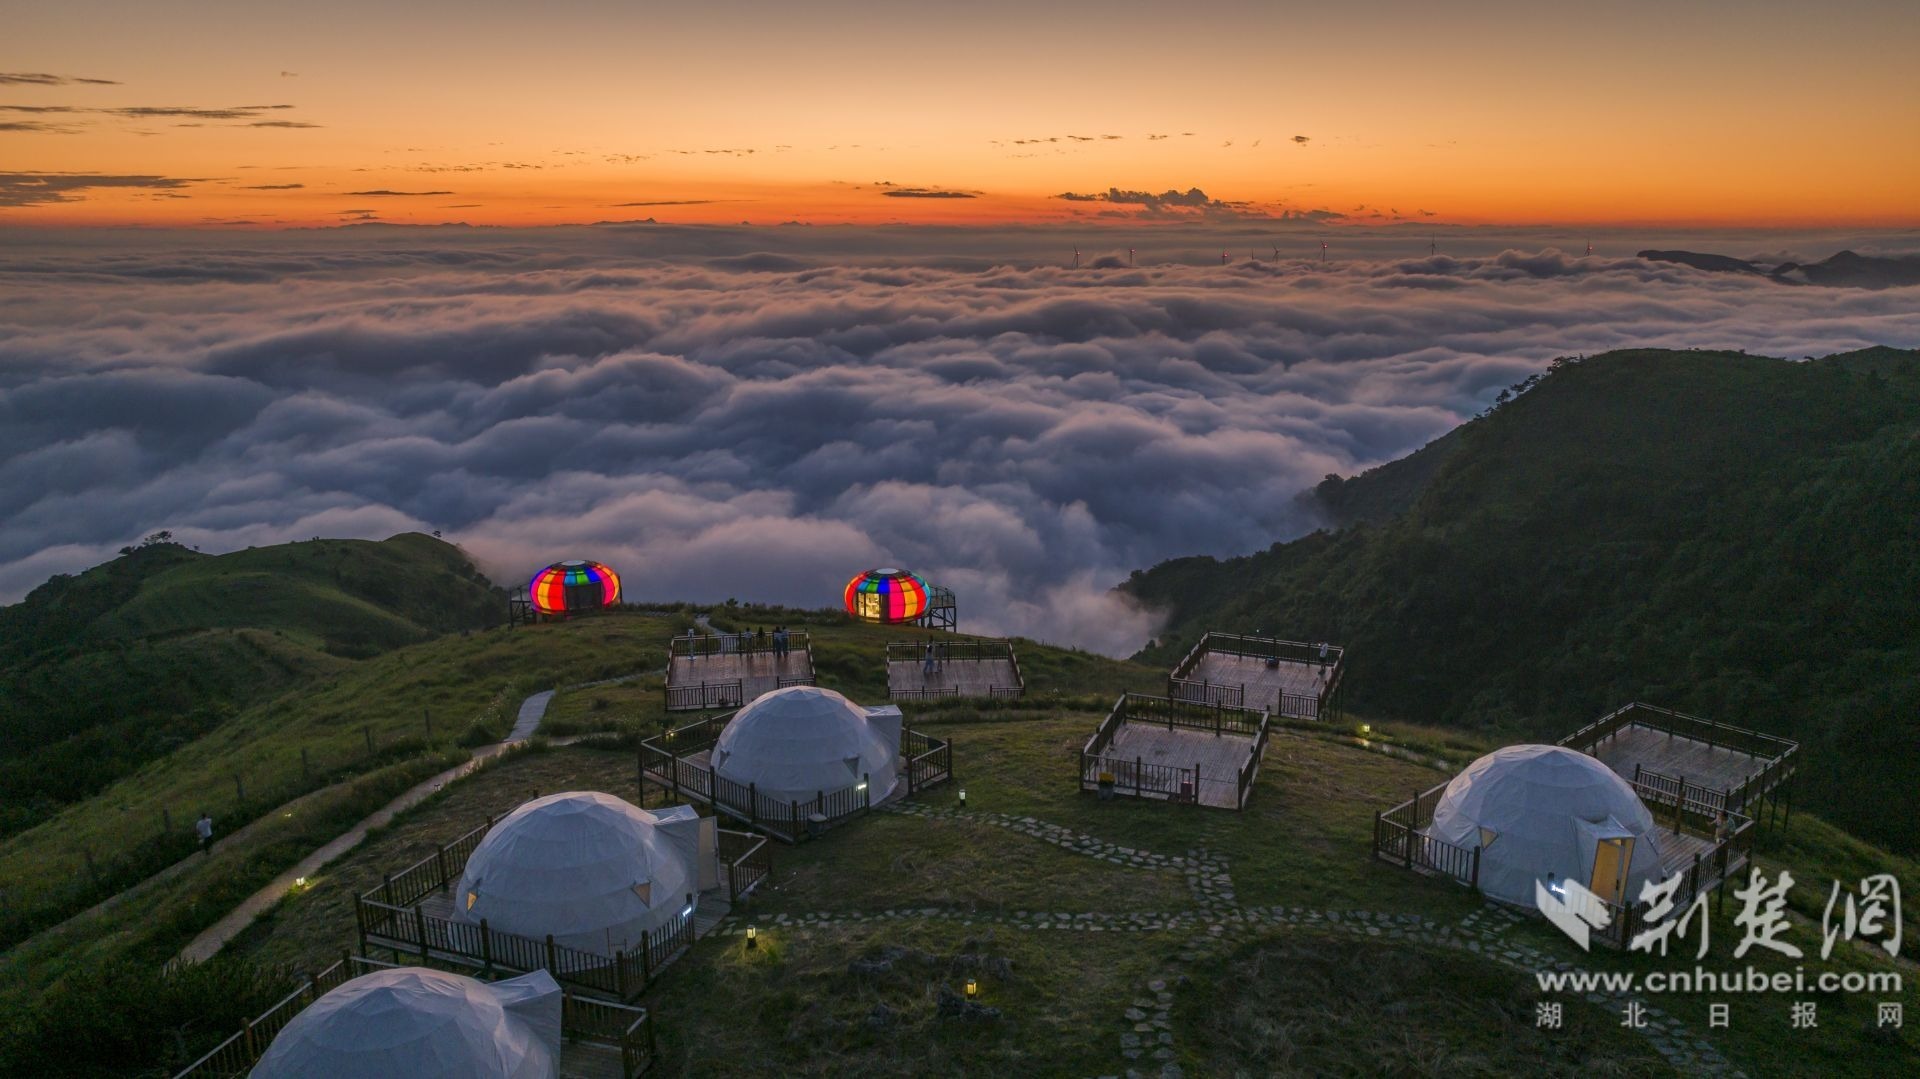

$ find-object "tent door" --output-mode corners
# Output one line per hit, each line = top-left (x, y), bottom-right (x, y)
(1588, 837), (1632, 904)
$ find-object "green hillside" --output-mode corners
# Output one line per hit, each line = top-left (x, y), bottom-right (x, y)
(1126, 347), (1920, 854)
(0, 532), (504, 839)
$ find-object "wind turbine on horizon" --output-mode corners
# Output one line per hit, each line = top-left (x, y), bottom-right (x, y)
(1072, 246), (1080, 269)
(1128, 247), (1135, 267)
(1321, 240), (1329, 263)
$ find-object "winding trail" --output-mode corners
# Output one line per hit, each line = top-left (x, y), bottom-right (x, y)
(174, 674), (628, 964)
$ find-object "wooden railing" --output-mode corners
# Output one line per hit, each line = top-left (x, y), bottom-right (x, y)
(1235, 718), (1272, 810)
(885, 638), (1025, 699)
(1117, 692), (1267, 738)
(904, 729), (954, 795)
(1166, 677), (1245, 710)
(889, 685), (962, 702)
(717, 829), (772, 902)
(1081, 752), (1198, 801)
(562, 993), (659, 1078)
(1171, 630), (1344, 678)
(176, 954), (657, 1079)
(884, 638), (1014, 664)
(664, 680), (746, 711)
(1372, 782), (1482, 889)
(670, 631), (812, 658)
(639, 713), (950, 842)
(1167, 631), (1342, 719)
(1079, 694), (1268, 809)
(355, 811), (763, 1001)
(1587, 809), (1756, 950)
(1559, 702), (1798, 814)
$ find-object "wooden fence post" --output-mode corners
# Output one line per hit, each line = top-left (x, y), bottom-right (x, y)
(1471, 846), (1482, 890)
(545, 934), (557, 973)
(616, 946), (628, 999)
(641, 929), (652, 985)
(415, 905), (429, 961)
(481, 919), (493, 976)
(436, 845), (449, 889)
(1135, 757), (1143, 797)
(748, 783), (757, 825)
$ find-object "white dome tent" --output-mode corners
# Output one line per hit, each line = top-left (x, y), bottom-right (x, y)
(250, 966), (561, 1079)
(711, 685), (903, 806)
(1425, 744), (1668, 908)
(452, 791), (707, 957)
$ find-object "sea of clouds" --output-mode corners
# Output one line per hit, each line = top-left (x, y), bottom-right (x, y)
(3, 223), (1917, 654)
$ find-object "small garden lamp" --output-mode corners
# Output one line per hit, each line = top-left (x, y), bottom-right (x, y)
(958, 788), (967, 808)
(746, 925), (758, 950)
(965, 978), (978, 1000)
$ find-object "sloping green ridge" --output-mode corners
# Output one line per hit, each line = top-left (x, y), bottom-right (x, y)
(0, 534), (503, 838)
(1126, 347), (1920, 854)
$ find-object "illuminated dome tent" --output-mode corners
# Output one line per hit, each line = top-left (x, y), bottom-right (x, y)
(250, 966), (561, 1079)
(453, 791), (704, 957)
(529, 560), (620, 616)
(1425, 744), (1668, 908)
(712, 685), (903, 805)
(843, 567), (929, 624)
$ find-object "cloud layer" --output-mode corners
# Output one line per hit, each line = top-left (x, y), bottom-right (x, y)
(3, 225), (1918, 653)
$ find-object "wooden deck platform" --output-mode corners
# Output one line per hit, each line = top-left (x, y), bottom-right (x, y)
(887, 657), (1021, 699)
(1590, 726), (1773, 799)
(1185, 652), (1333, 716)
(666, 650), (811, 708)
(1100, 724), (1262, 810)
(1655, 828), (1725, 877)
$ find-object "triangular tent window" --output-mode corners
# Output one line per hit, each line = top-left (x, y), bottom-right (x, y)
(466, 890), (479, 911)
(845, 756), (861, 777)
(1479, 827), (1499, 849)
(632, 880), (653, 906)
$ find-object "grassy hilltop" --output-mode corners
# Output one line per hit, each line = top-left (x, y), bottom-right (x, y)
(1128, 347), (1920, 855)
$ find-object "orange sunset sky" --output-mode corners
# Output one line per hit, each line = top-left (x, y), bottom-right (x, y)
(5, 0), (1918, 229)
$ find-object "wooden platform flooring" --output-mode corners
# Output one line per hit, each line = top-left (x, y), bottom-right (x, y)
(1588, 725), (1775, 798)
(559, 1042), (629, 1079)
(1186, 653), (1332, 716)
(667, 650), (810, 704)
(1099, 723), (1261, 809)
(887, 658), (1020, 699)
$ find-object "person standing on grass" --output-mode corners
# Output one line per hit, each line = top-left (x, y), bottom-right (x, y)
(923, 639), (936, 677)
(196, 812), (214, 855)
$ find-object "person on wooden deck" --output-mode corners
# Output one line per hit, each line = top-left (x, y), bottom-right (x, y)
(922, 640), (937, 676)
(1318, 641), (1330, 669)
(196, 811), (214, 855)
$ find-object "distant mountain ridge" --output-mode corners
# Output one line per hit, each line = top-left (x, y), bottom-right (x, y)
(1125, 346), (1920, 854)
(1640, 248), (1920, 289)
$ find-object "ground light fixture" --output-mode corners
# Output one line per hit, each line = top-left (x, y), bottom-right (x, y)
(965, 978), (978, 999)
(746, 926), (758, 950)
(958, 788), (967, 807)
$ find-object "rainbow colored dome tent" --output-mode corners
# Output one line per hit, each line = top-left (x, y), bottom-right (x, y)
(843, 567), (930, 624)
(529, 560), (621, 616)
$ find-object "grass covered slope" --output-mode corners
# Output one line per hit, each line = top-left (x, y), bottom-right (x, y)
(0, 533), (504, 839)
(1126, 347), (1920, 854)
